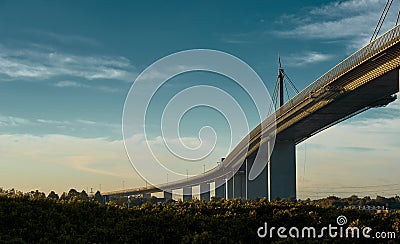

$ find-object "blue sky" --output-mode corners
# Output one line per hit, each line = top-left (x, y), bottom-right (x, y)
(0, 0), (399, 198)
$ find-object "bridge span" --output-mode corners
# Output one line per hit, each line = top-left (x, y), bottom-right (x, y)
(104, 25), (400, 201)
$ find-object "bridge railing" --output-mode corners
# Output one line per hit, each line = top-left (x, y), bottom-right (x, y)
(276, 24), (400, 117)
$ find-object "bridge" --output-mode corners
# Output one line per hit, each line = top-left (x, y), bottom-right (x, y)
(104, 25), (400, 201)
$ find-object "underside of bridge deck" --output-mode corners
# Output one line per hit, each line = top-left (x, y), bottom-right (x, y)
(278, 68), (399, 143)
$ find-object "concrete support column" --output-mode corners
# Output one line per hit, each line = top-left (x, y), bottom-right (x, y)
(247, 150), (268, 199)
(183, 187), (192, 201)
(214, 178), (226, 199)
(233, 164), (246, 199)
(269, 140), (296, 200)
(163, 191), (172, 199)
(200, 183), (210, 201)
(227, 174), (234, 199)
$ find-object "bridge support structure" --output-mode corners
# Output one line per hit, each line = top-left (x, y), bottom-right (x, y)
(183, 187), (192, 201)
(268, 140), (296, 200)
(227, 174), (234, 199)
(227, 163), (247, 199)
(200, 183), (210, 201)
(229, 139), (296, 201)
(246, 153), (269, 199)
(163, 191), (172, 199)
(214, 178), (226, 199)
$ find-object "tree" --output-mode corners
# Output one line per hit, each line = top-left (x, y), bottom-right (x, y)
(60, 192), (67, 200)
(47, 191), (59, 200)
(93, 191), (103, 204)
(80, 190), (89, 201)
(25, 190), (46, 199)
(67, 189), (79, 200)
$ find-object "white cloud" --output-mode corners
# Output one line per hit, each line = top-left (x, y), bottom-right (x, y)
(220, 32), (255, 44)
(76, 119), (97, 125)
(54, 80), (89, 88)
(36, 119), (70, 125)
(0, 115), (33, 127)
(0, 114), (120, 131)
(277, 15), (373, 40)
(53, 80), (120, 93)
(275, 0), (399, 51)
(286, 52), (333, 67)
(0, 44), (136, 82)
(26, 30), (101, 47)
(309, 0), (383, 16)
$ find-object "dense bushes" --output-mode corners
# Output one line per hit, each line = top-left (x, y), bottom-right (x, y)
(0, 195), (398, 243)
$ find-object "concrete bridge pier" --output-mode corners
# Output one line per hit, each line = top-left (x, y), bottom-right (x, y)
(214, 178), (226, 199)
(163, 191), (172, 199)
(227, 174), (234, 199)
(237, 139), (296, 201)
(200, 183), (210, 201)
(247, 151), (268, 199)
(232, 163), (246, 199)
(268, 140), (296, 200)
(183, 186), (192, 201)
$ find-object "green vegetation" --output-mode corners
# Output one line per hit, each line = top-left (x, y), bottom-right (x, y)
(0, 191), (399, 243)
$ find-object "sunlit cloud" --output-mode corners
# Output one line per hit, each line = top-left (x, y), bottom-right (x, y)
(54, 80), (89, 88)
(0, 44), (137, 82)
(0, 115), (33, 127)
(286, 51), (333, 67)
(53, 80), (121, 93)
(0, 114), (121, 140)
(274, 0), (399, 51)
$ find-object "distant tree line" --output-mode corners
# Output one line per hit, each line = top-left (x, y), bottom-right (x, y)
(2, 187), (399, 209)
(0, 188), (104, 204)
(308, 195), (400, 209)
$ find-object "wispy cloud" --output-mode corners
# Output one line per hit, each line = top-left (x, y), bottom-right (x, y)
(220, 32), (255, 44)
(36, 119), (71, 125)
(221, 39), (252, 44)
(0, 115), (33, 127)
(277, 15), (373, 40)
(0, 44), (136, 82)
(309, 0), (383, 16)
(26, 30), (102, 47)
(53, 80), (120, 93)
(54, 80), (89, 88)
(76, 119), (97, 125)
(0, 114), (120, 131)
(275, 0), (399, 51)
(286, 51), (333, 67)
